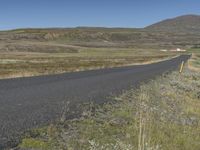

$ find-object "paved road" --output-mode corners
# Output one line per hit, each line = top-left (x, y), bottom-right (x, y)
(0, 55), (190, 148)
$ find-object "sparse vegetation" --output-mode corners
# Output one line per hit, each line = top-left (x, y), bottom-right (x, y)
(0, 49), (176, 79)
(188, 48), (200, 71)
(17, 62), (200, 150)
(1, 18), (199, 79)
(146, 15), (200, 33)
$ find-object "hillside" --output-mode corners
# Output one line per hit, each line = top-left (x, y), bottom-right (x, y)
(1, 14), (200, 52)
(146, 15), (200, 33)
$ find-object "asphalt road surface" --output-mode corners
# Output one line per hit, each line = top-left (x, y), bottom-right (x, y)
(0, 55), (190, 148)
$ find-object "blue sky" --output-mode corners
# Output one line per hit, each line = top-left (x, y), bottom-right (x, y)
(0, 0), (200, 30)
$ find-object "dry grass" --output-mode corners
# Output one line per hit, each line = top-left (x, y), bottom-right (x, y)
(188, 53), (200, 72)
(17, 66), (200, 150)
(0, 28), (189, 79)
(0, 48), (176, 79)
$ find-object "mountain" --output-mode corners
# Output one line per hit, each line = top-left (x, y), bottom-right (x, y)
(1, 14), (200, 50)
(146, 15), (200, 33)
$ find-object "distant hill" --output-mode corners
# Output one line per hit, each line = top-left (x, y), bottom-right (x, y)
(1, 14), (200, 50)
(146, 15), (200, 33)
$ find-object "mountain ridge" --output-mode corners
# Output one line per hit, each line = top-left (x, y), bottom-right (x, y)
(1, 14), (200, 50)
(145, 14), (200, 33)
(1, 14), (200, 32)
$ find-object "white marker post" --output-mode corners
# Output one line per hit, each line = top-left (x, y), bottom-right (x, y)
(179, 61), (184, 73)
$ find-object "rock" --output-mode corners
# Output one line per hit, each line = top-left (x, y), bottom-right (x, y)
(109, 117), (129, 126)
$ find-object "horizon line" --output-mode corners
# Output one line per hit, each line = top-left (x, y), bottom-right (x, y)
(1, 13), (199, 32)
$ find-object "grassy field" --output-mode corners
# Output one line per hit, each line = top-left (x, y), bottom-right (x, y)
(16, 55), (200, 150)
(0, 47), (177, 79)
(1, 27), (197, 79)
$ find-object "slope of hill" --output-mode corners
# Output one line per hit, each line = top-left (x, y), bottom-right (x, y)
(146, 15), (200, 33)
(1, 14), (200, 52)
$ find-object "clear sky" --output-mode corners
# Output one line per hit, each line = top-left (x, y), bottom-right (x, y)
(1, 0), (200, 30)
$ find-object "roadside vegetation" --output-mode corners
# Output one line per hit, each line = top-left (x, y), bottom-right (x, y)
(188, 48), (200, 71)
(17, 56), (200, 150)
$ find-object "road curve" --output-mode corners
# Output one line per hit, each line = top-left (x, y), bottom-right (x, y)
(0, 55), (190, 148)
